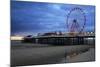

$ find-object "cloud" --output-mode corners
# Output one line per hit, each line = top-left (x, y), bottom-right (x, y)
(11, 1), (95, 36)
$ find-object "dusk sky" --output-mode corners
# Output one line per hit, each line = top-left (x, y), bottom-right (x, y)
(11, 1), (95, 36)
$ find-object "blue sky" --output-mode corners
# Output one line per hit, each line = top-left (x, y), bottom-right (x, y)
(11, 1), (95, 36)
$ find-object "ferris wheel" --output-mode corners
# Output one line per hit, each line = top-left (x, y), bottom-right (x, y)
(67, 7), (86, 36)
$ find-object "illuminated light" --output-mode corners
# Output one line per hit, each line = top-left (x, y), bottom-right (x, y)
(87, 32), (90, 34)
(11, 36), (23, 40)
(90, 32), (93, 34)
(87, 38), (93, 40)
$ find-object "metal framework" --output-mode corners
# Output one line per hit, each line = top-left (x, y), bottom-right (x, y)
(67, 7), (86, 36)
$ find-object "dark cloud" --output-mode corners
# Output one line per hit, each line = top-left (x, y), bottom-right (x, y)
(11, 1), (95, 36)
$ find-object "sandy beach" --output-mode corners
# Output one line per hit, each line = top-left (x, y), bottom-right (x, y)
(11, 40), (95, 66)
